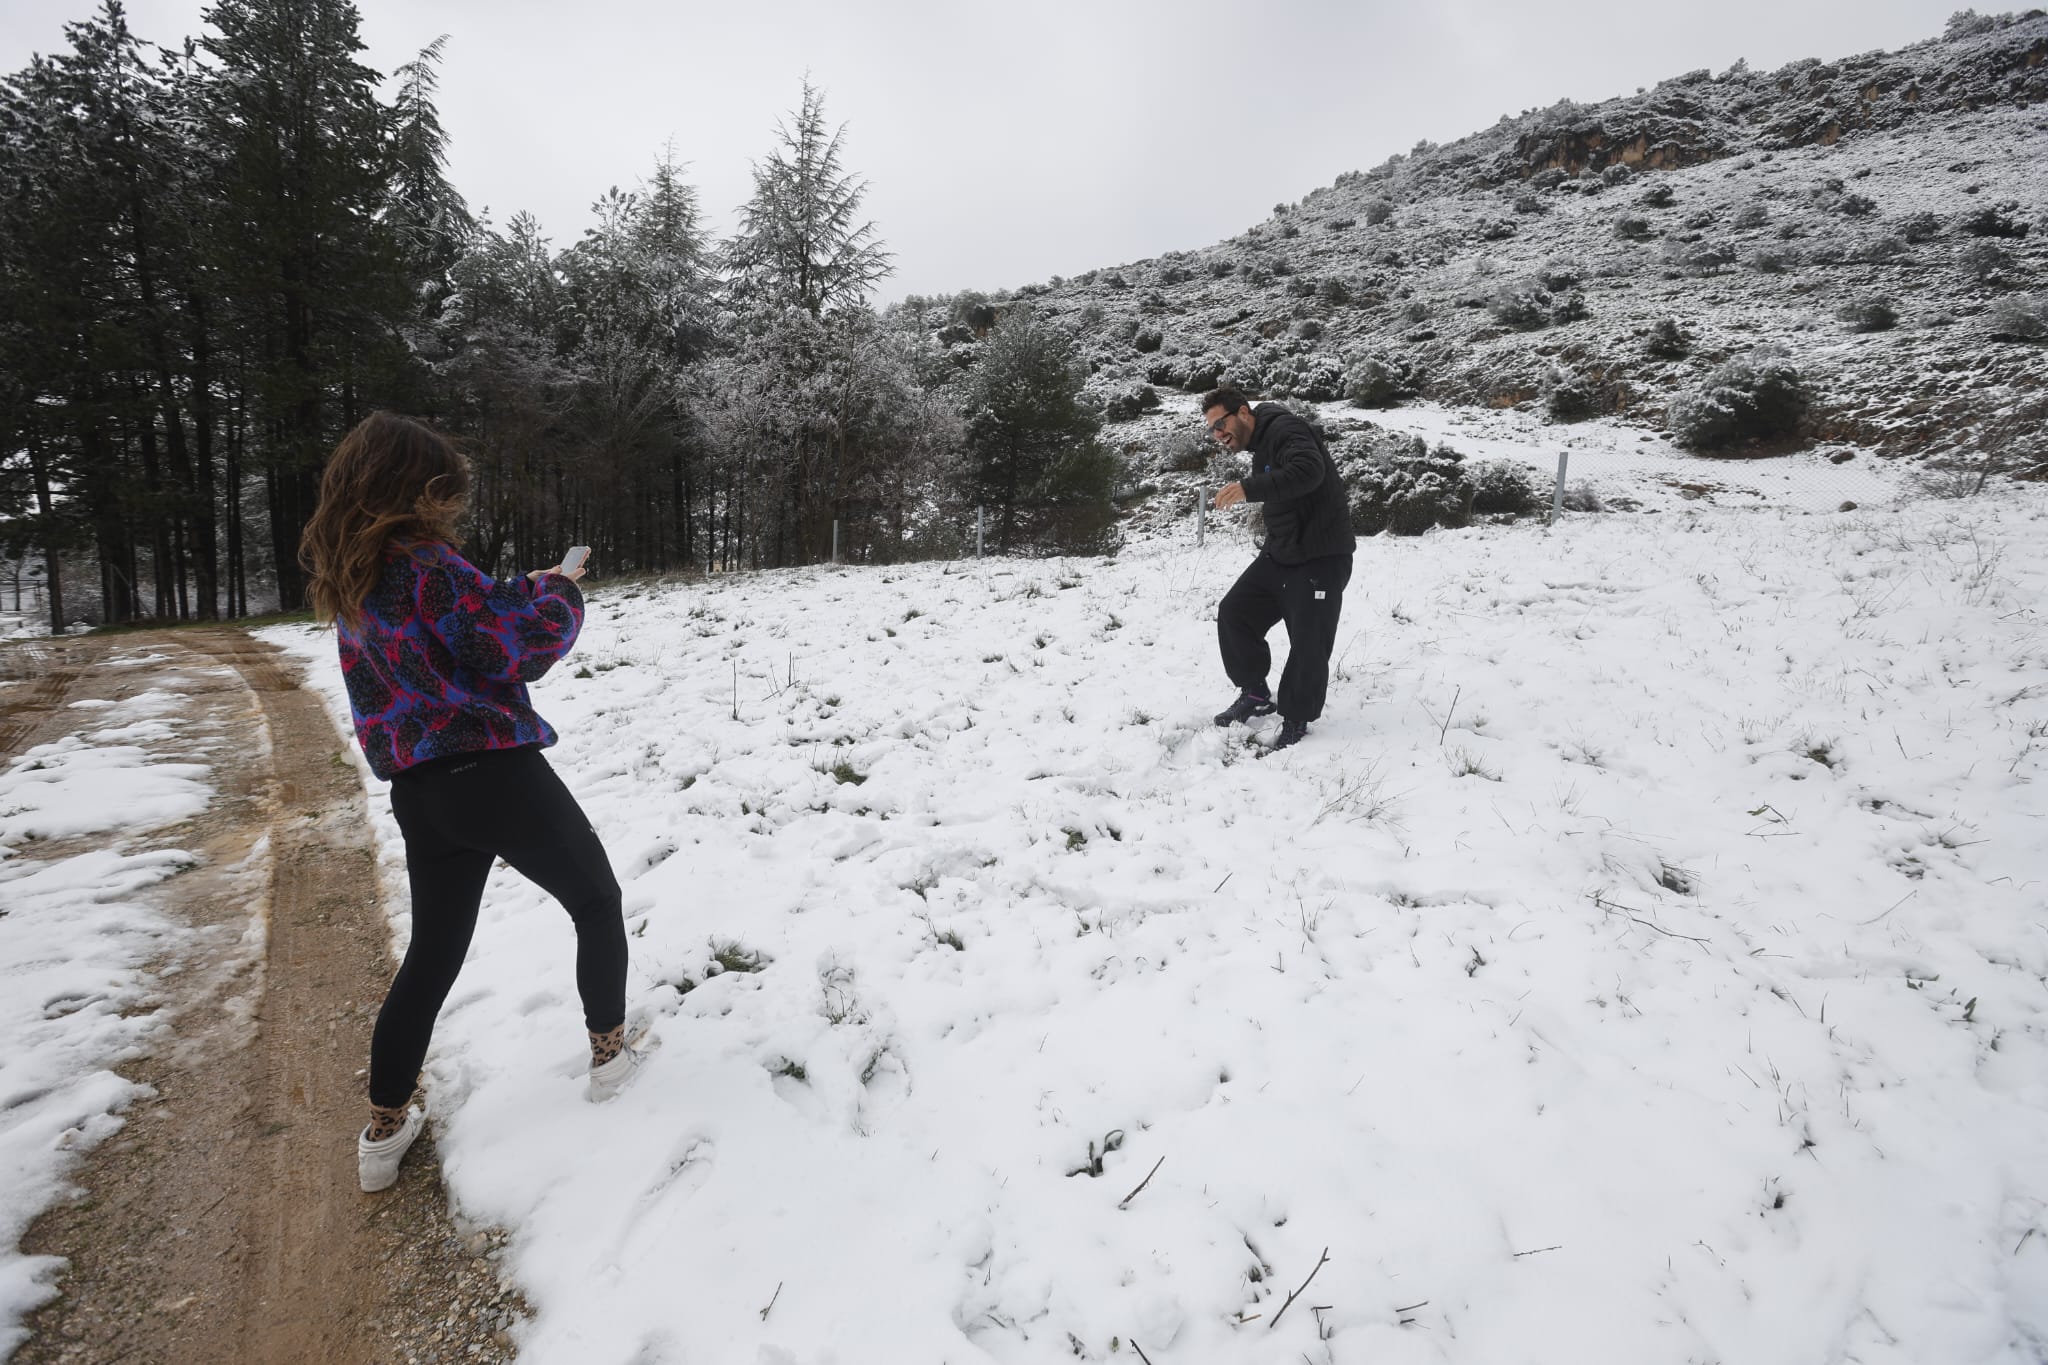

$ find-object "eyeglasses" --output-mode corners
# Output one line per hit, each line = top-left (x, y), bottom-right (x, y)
(1206, 414), (1234, 435)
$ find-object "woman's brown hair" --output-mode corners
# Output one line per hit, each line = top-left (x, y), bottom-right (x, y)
(299, 412), (472, 629)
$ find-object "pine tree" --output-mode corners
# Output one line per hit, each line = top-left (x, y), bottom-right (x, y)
(201, 0), (406, 611)
(725, 82), (891, 319)
(962, 308), (1117, 554)
(387, 34), (473, 325)
(635, 143), (713, 363)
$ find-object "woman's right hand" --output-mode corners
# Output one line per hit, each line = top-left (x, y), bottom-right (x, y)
(529, 564), (588, 583)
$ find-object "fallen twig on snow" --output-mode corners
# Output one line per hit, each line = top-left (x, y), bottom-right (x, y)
(1591, 893), (1710, 946)
(1859, 890), (1917, 926)
(1268, 1247), (1330, 1330)
(1118, 1156), (1165, 1209)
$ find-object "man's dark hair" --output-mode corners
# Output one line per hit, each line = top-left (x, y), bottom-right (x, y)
(1202, 387), (1251, 415)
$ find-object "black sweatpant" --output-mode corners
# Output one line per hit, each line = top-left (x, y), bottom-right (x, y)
(1217, 551), (1354, 724)
(369, 745), (626, 1108)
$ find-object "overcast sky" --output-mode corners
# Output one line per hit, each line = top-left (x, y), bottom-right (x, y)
(3, 0), (1974, 302)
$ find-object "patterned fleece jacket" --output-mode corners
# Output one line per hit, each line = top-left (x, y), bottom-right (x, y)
(338, 540), (584, 781)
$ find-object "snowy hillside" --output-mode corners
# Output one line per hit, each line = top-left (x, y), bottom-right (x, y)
(908, 13), (2047, 480)
(269, 475), (2048, 1363)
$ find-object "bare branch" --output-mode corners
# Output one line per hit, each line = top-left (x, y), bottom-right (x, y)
(1118, 1156), (1165, 1209)
(1268, 1247), (1330, 1330)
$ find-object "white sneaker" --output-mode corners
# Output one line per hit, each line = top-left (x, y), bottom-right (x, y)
(358, 1103), (427, 1193)
(587, 1031), (660, 1103)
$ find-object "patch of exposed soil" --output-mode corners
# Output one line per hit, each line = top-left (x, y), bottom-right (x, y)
(4, 628), (528, 1365)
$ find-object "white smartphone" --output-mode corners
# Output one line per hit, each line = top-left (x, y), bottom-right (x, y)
(559, 545), (591, 576)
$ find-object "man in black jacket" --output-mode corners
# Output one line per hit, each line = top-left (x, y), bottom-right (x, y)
(1204, 387), (1357, 751)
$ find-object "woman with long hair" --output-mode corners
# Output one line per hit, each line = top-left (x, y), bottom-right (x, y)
(300, 411), (649, 1193)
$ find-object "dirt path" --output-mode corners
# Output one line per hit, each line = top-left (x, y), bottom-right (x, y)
(4, 628), (527, 1365)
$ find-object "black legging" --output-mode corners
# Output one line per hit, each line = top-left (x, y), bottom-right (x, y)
(368, 745), (626, 1108)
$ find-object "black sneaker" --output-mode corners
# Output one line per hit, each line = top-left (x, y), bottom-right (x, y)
(1214, 692), (1278, 726)
(1269, 719), (1309, 751)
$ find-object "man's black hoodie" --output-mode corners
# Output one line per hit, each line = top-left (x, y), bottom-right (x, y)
(1239, 403), (1357, 565)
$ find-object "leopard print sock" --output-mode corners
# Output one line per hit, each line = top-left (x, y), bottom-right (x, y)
(366, 1102), (409, 1143)
(590, 1025), (625, 1068)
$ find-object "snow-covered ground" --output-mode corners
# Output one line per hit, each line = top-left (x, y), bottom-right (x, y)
(264, 480), (2048, 1364)
(0, 657), (225, 1357)
(1351, 401), (1914, 513)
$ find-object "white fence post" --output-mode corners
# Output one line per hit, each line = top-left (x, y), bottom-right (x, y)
(1550, 452), (1569, 526)
(831, 519), (839, 565)
(1196, 489), (1206, 545)
(976, 505), (985, 559)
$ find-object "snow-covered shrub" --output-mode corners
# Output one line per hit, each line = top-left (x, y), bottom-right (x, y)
(1344, 437), (1476, 536)
(1317, 277), (1353, 306)
(1470, 459), (1542, 515)
(1542, 365), (1596, 421)
(1734, 201), (1771, 230)
(1639, 183), (1676, 208)
(1615, 215), (1655, 240)
(1559, 482), (1606, 513)
(1837, 296), (1898, 332)
(1222, 351), (1268, 390)
(1133, 327), (1164, 353)
(1751, 244), (1801, 273)
(1488, 282), (1555, 329)
(1345, 349), (1421, 408)
(1672, 239), (1739, 274)
(1601, 163), (1636, 187)
(1181, 353), (1227, 392)
(1836, 193), (1878, 218)
(1683, 209), (1717, 230)
(1295, 318), (1324, 341)
(1529, 168), (1567, 192)
(1268, 353), (1346, 403)
(1327, 216), (1356, 232)
(1945, 8), (2002, 38)
(1854, 234), (1909, 263)
(1986, 295), (2048, 341)
(1900, 211), (1944, 243)
(950, 293), (999, 331)
(1960, 202), (2030, 239)
(1645, 317), (1693, 359)
(1550, 290), (1590, 324)
(1666, 347), (1813, 450)
(1102, 384), (1162, 422)
(1158, 263), (1193, 285)
(1158, 428), (1213, 472)
(1962, 241), (2016, 283)
(1207, 258), (1235, 278)
(1364, 198), (1395, 225)
(1512, 193), (1545, 215)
